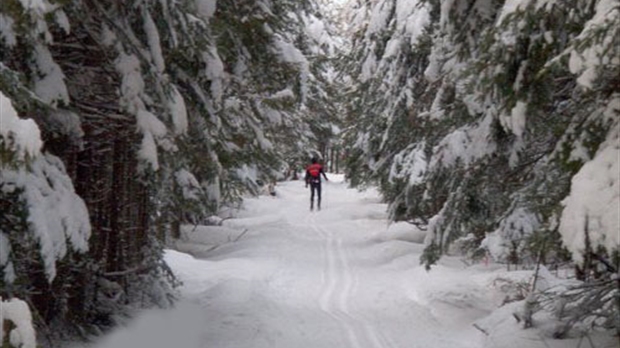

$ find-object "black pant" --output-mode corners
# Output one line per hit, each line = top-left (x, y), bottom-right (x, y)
(309, 181), (321, 209)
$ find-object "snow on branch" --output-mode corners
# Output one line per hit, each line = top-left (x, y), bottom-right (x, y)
(0, 92), (42, 160)
(568, 0), (620, 89)
(0, 297), (37, 348)
(429, 114), (497, 170)
(559, 99), (620, 263)
(388, 142), (427, 187)
(1, 155), (91, 281)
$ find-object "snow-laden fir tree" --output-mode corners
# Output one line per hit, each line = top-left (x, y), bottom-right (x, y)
(1, 0), (339, 343)
(341, 0), (619, 337)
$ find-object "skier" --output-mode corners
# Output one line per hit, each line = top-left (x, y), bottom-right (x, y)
(305, 157), (328, 211)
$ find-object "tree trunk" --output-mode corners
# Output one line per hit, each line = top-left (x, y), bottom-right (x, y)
(42, 3), (151, 317)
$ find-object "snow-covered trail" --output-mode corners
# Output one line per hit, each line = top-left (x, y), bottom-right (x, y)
(87, 175), (495, 348)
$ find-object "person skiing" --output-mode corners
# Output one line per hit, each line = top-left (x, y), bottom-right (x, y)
(305, 157), (328, 211)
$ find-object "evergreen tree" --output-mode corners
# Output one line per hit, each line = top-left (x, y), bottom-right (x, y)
(341, 0), (618, 336)
(1, 0), (340, 342)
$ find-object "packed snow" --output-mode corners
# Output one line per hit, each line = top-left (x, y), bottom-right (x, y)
(68, 174), (617, 348)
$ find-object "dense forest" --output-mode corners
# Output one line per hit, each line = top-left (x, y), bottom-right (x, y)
(1, 0), (341, 343)
(1, 0), (618, 346)
(341, 0), (618, 339)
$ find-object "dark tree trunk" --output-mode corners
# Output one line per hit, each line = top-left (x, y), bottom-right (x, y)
(34, 3), (153, 322)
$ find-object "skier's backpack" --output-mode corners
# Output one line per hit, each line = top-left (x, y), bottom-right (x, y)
(308, 164), (321, 179)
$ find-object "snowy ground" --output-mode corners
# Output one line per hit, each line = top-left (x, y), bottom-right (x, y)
(79, 175), (616, 348)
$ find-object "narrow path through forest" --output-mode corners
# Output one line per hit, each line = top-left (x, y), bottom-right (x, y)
(86, 175), (494, 348)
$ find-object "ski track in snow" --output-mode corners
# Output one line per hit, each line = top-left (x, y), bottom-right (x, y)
(310, 212), (395, 348)
(80, 176), (499, 348)
(72, 176), (617, 348)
